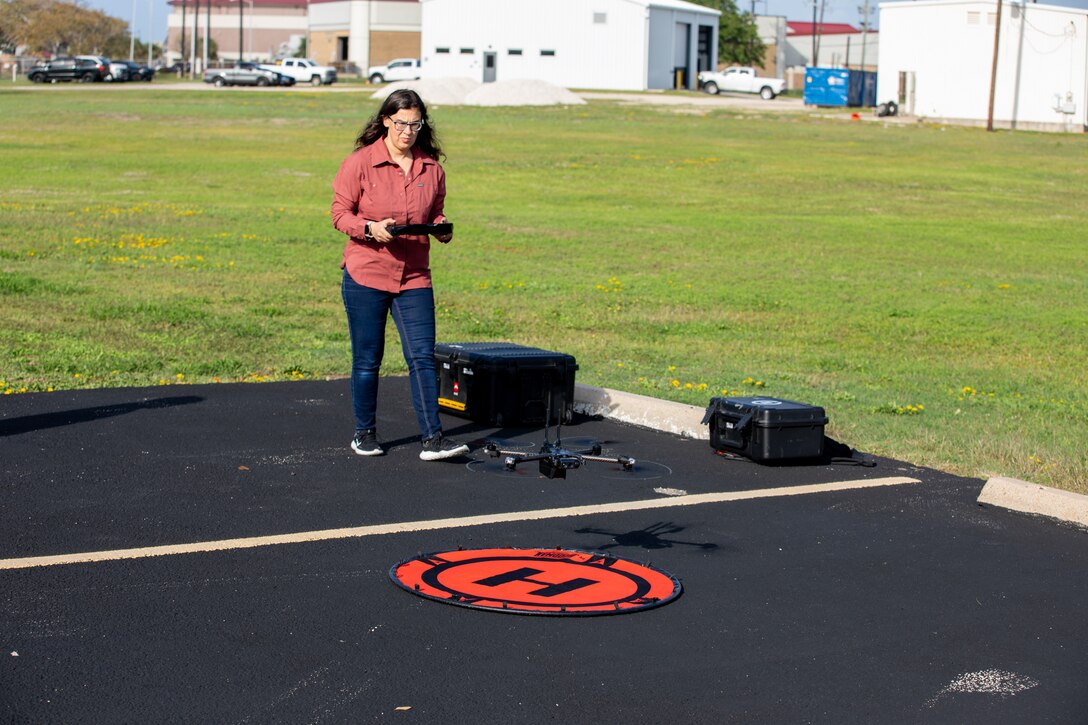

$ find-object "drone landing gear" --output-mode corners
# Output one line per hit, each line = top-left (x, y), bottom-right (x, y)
(482, 390), (635, 479)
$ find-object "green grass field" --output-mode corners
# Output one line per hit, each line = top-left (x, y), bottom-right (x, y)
(1, 86), (1085, 493)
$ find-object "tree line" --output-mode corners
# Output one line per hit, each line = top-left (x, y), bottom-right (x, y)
(0, 0), (156, 58)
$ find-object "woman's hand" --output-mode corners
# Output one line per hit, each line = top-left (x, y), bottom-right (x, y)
(433, 215), (453, 244)
(370, 218), (396, 244)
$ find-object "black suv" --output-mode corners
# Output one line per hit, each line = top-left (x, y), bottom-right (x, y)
(27, 57), (108, 83)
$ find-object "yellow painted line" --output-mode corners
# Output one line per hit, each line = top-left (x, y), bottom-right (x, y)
(0, 476), (920, 571)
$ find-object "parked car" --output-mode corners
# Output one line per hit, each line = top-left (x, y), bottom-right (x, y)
(106, 59), (129, 81)
(119, 61), (155, 81)
(25, 57), (108, 83)
(157, 61), (192, 75)
(366, 58), (420, 84)
(75, 55), (117, 81)
(203, 62), (295, 87)
(261, 58), (336, 86)
(697, 66), (786, 100)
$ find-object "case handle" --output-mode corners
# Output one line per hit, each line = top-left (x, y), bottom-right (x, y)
(731, 412), (753, 432)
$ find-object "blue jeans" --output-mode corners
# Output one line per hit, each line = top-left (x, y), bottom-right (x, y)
(341, 271), (441, 439)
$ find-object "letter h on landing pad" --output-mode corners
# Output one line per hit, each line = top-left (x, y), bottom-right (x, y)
(473, 566), (598, 598)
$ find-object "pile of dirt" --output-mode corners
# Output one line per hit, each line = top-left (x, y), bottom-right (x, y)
(463, 79), (585, 106)
(371, 77), (585, 107)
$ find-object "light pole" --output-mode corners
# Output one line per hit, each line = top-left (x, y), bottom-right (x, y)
(239, 0), (244, 64)
(148, 0), (154, 65)
(180, 0), (187, 72)
(129, 0), (136, 61)
(190, 0), (199, 77)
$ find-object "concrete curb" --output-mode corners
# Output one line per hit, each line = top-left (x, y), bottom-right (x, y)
(572, 383), (708, 440)
(573, 385), (1088, 532)
(978, 476), (1088, 530)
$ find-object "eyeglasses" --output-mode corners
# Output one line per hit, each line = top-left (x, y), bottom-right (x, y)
(390, 119), (425, 133)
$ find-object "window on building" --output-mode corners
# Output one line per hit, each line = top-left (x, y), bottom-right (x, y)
(966, 11), (980, 24)
(436, 47), (450, 54)
(508, 49), (522, 55)
(460, 47), (474, 54)
(541, 49), (556, 57)
(593, 12), (607, 24)
(337, 36), (349, 61)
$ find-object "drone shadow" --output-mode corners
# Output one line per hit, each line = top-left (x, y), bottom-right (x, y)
(574, 521), (722, 553)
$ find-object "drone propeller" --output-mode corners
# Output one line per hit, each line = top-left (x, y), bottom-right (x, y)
(468, 436), (534, 451)
(465, 459), (538, 477)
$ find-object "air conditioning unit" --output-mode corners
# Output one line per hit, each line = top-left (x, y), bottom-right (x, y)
(1053, 93), (1076, 115)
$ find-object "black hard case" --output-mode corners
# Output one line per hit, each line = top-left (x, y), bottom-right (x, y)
(702, 397), (827, 461)
(434, 342), (578, 426)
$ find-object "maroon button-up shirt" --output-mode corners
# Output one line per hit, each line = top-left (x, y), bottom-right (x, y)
(331, 140), (446, 292)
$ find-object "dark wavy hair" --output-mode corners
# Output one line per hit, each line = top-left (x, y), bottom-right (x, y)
(354, 89), (443, 160)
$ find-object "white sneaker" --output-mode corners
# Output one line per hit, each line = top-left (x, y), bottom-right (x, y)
(419, 434), (469, 461)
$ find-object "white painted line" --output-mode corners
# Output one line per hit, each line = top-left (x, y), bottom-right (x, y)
(0, 476), (920, 571)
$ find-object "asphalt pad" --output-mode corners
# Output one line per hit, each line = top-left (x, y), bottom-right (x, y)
(2, 378), (1086, 723)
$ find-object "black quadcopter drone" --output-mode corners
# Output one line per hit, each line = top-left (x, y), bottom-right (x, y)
(482, 390), (635, 479)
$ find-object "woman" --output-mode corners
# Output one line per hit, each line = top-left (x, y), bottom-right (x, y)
(331, 89), (468, 461)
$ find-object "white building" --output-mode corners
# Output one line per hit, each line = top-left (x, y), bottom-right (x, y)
(784, 21), (879, 71)
(166, 0), (309, 65)
(755, 15), (787, 77)
(165, 0), (420, 69)
(877, 0), (1087, 132)
(418, 0), (720, 91)
(309, 0), (420, 70)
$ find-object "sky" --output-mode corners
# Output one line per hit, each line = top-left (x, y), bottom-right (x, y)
(82, 0), (1088, 46)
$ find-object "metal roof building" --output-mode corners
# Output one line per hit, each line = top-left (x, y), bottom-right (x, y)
(418, 0), (720, 91)
(877, 0), (1087, 132)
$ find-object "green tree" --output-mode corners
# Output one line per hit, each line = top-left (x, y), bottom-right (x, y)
(0, 0), (127, 56)
(690, 0), (766, 67)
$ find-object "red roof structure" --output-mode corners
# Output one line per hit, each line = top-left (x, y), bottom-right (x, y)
(787, 21), (861, 36)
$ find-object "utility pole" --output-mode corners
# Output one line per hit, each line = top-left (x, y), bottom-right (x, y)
(986, 0), (1003, 131)
(180, 0), (187, 73)
(148, 0), (153, 65)
(239, 0), (244, 64)
(809, 0), (818, 65)
(190, 0), (198, 78)
(203, 0), (209, 73)
(858, 0), (873, 69)
(129, 0), (136, 61)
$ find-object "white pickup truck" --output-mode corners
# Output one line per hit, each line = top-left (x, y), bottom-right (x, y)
(260, 58), (337, 86)
(698, 66), (786, 100)
(367, 58), (421, 84)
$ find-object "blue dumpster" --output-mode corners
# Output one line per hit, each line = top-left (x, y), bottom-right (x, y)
(804, 67), (877, 107)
